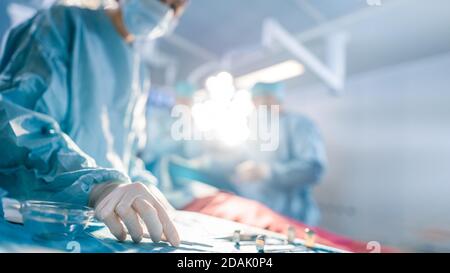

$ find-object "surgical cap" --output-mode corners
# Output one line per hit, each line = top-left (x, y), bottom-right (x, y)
(250, 82), (285, 101)
(175, 82), (197, 98)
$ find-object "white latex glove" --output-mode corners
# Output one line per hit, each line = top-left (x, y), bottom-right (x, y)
(89, 182), (180, 246)
(233, 160), (271, 183)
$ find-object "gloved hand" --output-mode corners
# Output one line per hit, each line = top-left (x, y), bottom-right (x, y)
(233, 160), (271, 183)
(89, 182), (180, 246)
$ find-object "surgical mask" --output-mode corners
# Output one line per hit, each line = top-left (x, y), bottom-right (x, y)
(121, 0), (177, 40)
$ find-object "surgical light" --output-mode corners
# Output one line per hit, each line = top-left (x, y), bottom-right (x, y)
(192, 72), (255, 146)
(234, 60), (304, 89)
(205, 71), (235, 102)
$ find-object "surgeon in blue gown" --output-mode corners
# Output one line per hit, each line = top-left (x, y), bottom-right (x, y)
(230, 82), (327, 226)
(0, 0), (188, 245)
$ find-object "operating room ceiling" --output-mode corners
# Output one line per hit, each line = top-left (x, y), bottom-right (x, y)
(160, 0), (450, 88)
(1, 0), (450, 89)
(173, 0), (368, 57)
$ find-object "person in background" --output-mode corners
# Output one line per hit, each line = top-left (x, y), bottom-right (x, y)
(142, 82), (221, 209)
(0, 0), (189, 245)
(231, 82), (327, 226)
(142, 81), (198, 170)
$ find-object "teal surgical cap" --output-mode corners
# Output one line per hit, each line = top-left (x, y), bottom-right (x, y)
(175, 82), (197, 98)
(250, 82), (285, 101)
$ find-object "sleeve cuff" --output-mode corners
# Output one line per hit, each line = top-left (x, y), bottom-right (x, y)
(51, 168), (131, 205)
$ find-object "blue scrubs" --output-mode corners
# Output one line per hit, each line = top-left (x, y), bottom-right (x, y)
(0, 5), (154, 205)
(234, 113), (327, 226)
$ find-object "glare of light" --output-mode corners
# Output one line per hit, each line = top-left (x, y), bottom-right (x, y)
(191, 101), (217, 132)
(230, 90), (254, 117)
(216, 71), (234, 85)
(234, 60), (304, 89)
(205, 76), (217, 93)
(192, 73), (256, 146)
(216, 115), (250, 147)
(205, 72), (235, 102)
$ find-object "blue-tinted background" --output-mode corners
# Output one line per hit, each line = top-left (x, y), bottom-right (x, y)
(1, 0), (450, 252)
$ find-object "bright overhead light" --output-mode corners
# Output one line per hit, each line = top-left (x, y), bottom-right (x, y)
(234, 60), (304, 89)
(205, 71), (235, 102)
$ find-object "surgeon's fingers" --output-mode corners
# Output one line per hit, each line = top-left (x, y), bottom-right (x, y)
(103, 213), (127, 242)
(147, 197), (180, 247)
(115, 202), (143, 243)
(133, 198), (163, 243)
(95, 186), (126, 220)
(148, 184), (176, 213)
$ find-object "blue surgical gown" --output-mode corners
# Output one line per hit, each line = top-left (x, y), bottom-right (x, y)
(0, 5), (155, 206)
(233, 113), (327, 226)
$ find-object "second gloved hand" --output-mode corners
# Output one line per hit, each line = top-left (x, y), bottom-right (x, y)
(90, 182), (180, 246)
(233, 161), (271, 183)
